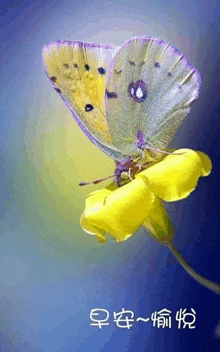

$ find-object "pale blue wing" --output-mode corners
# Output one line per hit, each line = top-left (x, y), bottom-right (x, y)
(105, 37), (201, 156)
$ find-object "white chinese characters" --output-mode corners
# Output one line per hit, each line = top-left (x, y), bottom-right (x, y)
(90, 308), (196, 330)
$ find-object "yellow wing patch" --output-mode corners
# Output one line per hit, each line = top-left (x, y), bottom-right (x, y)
(42, 41), (116, 146)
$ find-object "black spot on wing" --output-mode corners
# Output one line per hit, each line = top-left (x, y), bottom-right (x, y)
(167, 72), (172, 77)
(154, 62), (160, 68)
(73, 63), (78, 68)
(129, 61), (135, 66)
(98, 67), (106, 75)
(63, 63), (69, 68)
(50, 76), (57, 82)
(105, 89), (117, 99)
(54, 87), (62, 94)
(115, 69), (122, 75)
(85, 104), (94, 112)
(85, 64), (90, 71)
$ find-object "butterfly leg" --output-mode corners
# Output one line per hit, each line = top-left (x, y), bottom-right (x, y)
(128, 168), (133, 181)
(136, 163), (143, 172)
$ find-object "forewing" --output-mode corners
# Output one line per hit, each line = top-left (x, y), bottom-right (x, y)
(105, 37), (201, 155)
(42, 41), (123, 160)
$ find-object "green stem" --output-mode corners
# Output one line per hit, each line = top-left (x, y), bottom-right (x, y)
(165, 241), (220, 295)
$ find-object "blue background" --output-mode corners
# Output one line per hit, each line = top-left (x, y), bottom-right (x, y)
(1, 0), (220, 351)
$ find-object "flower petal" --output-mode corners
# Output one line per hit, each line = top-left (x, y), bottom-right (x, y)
(143, 197), (174, 242)
(80, 212), (106, 243)
(136, 149), (212, 202)
(195, 151), (212, 176)
(82, 179), (155, 242)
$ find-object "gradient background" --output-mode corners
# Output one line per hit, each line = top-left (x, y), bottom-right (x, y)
(1, 0), (220, 351)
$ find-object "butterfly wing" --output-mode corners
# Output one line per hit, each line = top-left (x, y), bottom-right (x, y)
(105, 37), (201, 156)
(42, 41), (124, 161)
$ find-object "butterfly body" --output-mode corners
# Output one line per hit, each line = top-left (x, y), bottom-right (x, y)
(42, 37), (200, 186)
(114, 156), (155, 186)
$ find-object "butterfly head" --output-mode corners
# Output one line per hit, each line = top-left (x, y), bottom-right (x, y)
(114, 156), (155, 186)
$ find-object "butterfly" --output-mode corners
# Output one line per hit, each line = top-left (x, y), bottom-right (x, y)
(42, 37), (201, 186)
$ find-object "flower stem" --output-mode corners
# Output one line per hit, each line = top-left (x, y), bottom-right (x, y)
(165, 241), (220, 295)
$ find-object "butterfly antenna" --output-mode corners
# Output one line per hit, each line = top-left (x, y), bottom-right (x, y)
(79, 174), (114, 186)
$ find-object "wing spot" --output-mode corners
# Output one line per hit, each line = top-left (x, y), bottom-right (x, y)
(137, 130), (146, 149)
(50, 76), (57, 82)
(136, 87), (144, 99)
(129, 61), (135, 66)
(167, 72), (172, 77)
(85, 64), (90, 71)
(63, 63), (69, 68)
(73, 63), (78, 68)
(106, 89), (117, 99)
(85, 104), (94, 112)
(128, 80), (147, 103)
(154, 62), (160, 68)
(54, 87), (62, 94)
(98, 67), (106, 75)
(115, 69), (122, 75)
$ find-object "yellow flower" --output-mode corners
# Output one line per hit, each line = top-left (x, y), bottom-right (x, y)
(81, 149), (212, 244)
(81, 149), (220, 296)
